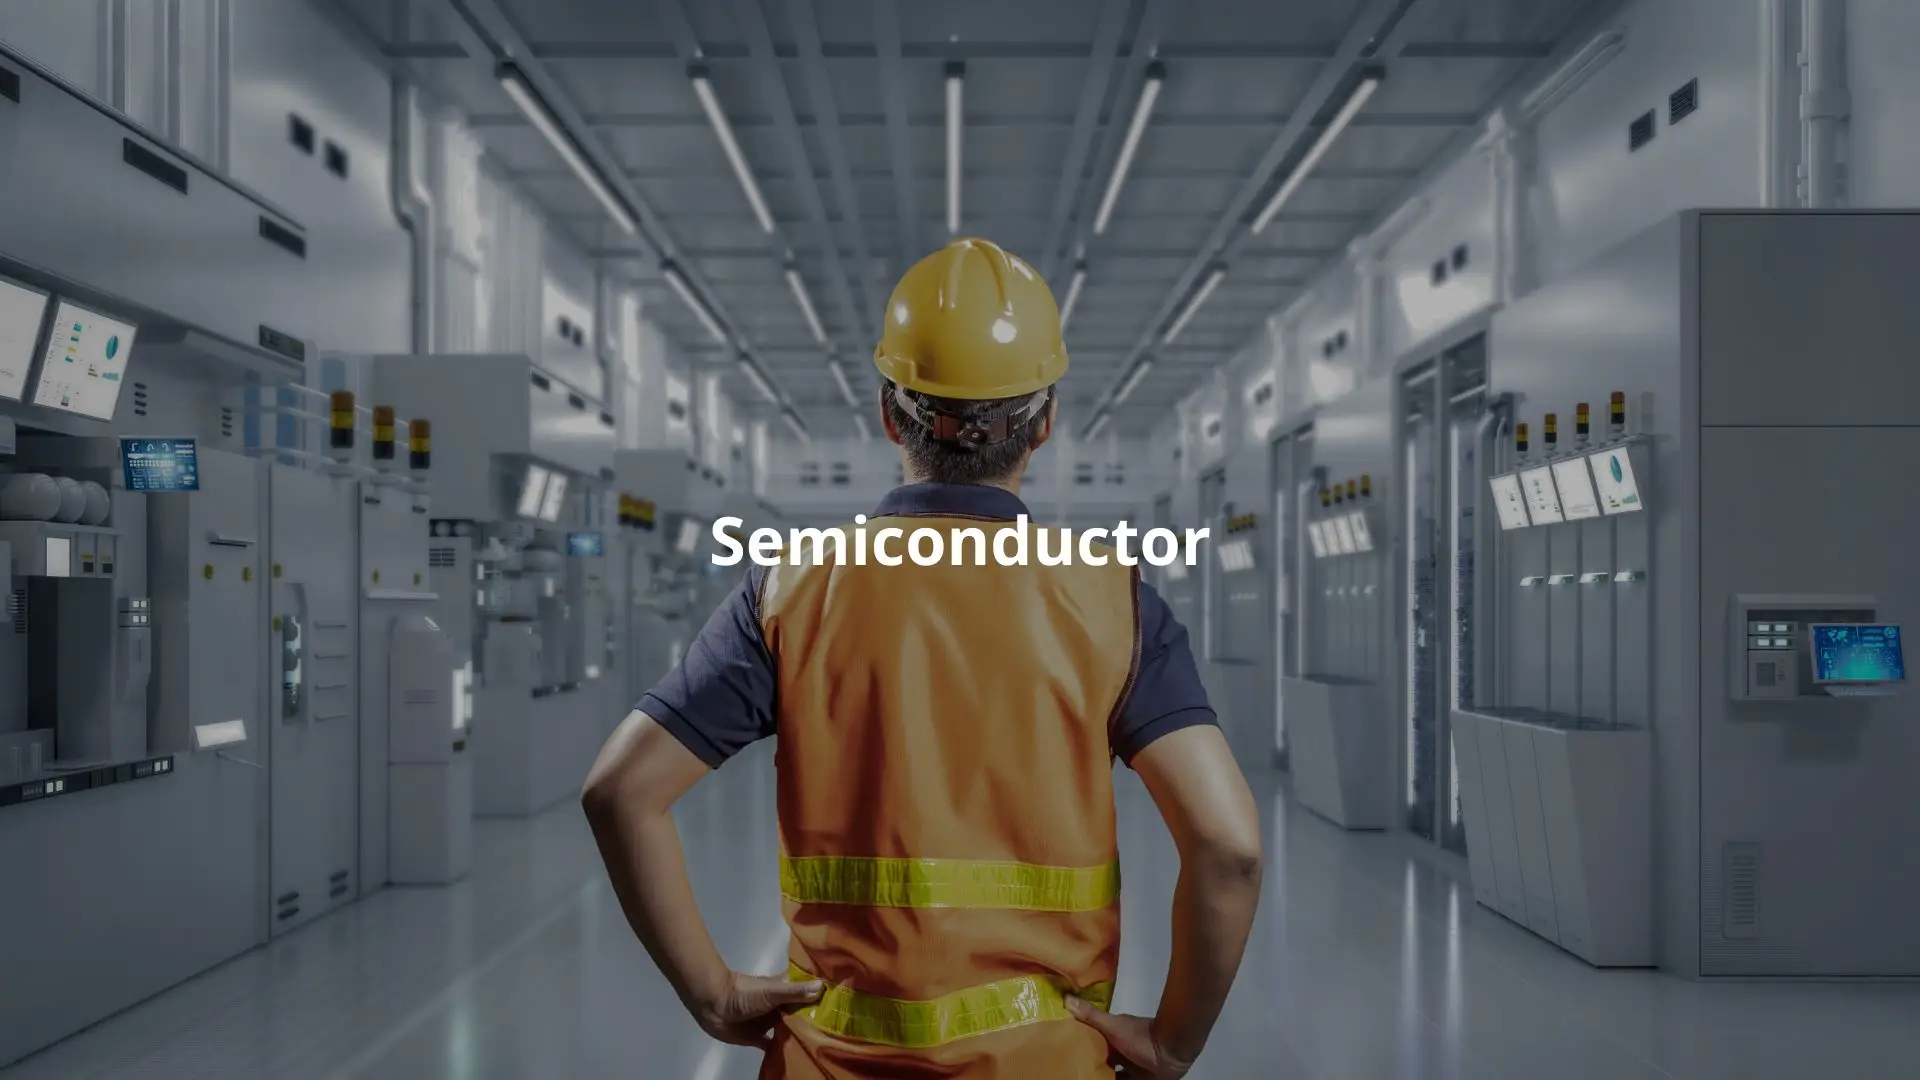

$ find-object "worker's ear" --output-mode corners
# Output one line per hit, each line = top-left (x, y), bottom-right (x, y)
(878, 385), (905, 446)
(1028, 393), (1056, 452)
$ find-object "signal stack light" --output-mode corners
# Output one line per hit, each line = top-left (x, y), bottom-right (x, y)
(1516, 422), (1530, 458)
(1321, 488), (1332, 508)
(329, 391), (356, 453)
(1544, 412), (1558, 451)
(372, 406), (396, 471)
(408, 418), (432, 513)
(1345, 479), (1357, 502)
(1609, 390), (1626, 437)
(1575, 402), (1591, 447)
(1360, 474), (1372, 498)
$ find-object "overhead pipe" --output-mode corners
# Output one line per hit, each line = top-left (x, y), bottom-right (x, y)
(390, 79), (439, 355)
(1799, 0), (1850, 208)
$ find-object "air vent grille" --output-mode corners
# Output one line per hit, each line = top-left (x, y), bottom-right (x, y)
(1669, 78), (1699, 125)
(221, 407), (235, 440)
(0, 65), (19, 103)
(259, 217), (306, 259)
(132, 381), (150, 418)
(429, 547), (458, 569)
(124, 138), (188, 193)
(1629, 110), (1656, 152)
(289, 114), (314, 154)
(10, 588), (26, 634)
(1724, 841), (1761, 938)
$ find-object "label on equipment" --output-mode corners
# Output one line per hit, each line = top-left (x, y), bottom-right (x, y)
(122, 438), (200, 491)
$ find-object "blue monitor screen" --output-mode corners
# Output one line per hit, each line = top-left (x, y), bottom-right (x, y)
(566, 531), (604, 557)
(1809, 624), (1905, 684)
(121, 438), (199, 491)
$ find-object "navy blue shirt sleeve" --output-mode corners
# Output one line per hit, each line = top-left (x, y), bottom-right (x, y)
(1111, 577), (1218, 765)
(639, 565), (777, 768)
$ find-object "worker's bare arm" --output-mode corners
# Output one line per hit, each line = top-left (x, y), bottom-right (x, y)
(1068, 724), (1263, 1076)
(582, 710), (820, 1048)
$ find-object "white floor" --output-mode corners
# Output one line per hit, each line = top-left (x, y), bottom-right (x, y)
(6, 745), (1918, 1079)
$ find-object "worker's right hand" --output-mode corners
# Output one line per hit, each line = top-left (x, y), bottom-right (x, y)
(1065, 996), (1193, 1078)
(692, 971), (824, 1050)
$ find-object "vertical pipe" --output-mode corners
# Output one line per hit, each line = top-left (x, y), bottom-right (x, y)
(209, 0), (231, 170)
(391, 80), (439, 355)
(1758, 0), (1786, 206)
(104, 0), (128, 109)
(1799, 0), (1850, 208)
(160, 0), (181, 141)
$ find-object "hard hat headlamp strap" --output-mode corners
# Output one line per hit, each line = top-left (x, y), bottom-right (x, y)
(891, 386), (1051, 450)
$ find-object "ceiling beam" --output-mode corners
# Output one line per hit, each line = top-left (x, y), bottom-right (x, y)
(871, 1), (921, 271)
(1081, 0), (1425, 431)
(384, 39), (1559, 62)
(787, 0), (884, 339)
(467, 110), (1480, 129)
(507, 164), (1422, 183)
(730, 0), (871, 378)
(1035, 0), (1140, 280)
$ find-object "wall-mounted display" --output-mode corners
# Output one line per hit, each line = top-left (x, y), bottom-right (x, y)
(1551, 458), (1601, 521)
(1519, 466), (1564, 525)
(1808, 624), (1905, 685)
(121, 438), (200, 492)
(566, 531), (603, 557)
(675, 517), (702, 555)
(1588, 446), (1643, 515)
(1489, 474), (1530, 531)
(31, 299), (137, 421)
(0, 275), (52, 402)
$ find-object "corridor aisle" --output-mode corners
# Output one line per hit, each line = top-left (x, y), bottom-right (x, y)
(5, 746), (1916, 1079)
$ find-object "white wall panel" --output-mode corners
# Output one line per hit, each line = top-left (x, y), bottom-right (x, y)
(1377, 151), (1499, 363)
(0, 0), (106, 98)
(1847, 0), (1920, 207)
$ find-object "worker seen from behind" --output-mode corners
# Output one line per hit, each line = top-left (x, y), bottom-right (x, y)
(583, 238), (1264, 1078)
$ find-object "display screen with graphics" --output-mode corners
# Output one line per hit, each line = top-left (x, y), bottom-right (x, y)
(121, 438), (200, 491)
(566, 531), (603, 557)
(1330, 515), (1357, 555)
(539, 470), (569, 522)
(0, 276), (51, 401)
(1588, 447), (1642, 515)
(1809, 624), (1905, 684)
(1489, 474), (1531, 531)
(1306, 521), (1329, 558)
(1347, 511), (1374, 552)
(1519, 466), (1564, 525)
(516, 464), (551, 519)
(1552, 458), (1601, 521)
(33, 300), (137, 420)
(676, 517), (701, 555)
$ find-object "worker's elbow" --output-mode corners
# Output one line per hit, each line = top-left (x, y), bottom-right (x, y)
(579, 769), (620, 822)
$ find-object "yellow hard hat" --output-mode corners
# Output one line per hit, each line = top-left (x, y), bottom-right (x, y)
(873, 238), (1068, 401)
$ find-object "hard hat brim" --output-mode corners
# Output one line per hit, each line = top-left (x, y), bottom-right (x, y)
(873, 347), (1068, 401)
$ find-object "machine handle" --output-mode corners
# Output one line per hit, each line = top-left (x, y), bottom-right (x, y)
(207, 533), (257, 548)
(313, 711), (349, 722)
(215, 750), (263, 769)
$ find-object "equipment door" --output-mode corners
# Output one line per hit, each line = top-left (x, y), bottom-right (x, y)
(1400, 363), (1442, 842)
(267, 464), (359, 935)
(1440, 337), (1489, 856)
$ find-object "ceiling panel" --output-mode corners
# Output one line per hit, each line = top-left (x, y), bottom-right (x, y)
(398, 0), (1605, 432)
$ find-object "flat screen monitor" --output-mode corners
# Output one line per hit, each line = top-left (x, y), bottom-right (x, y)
(1346, 511), (1374, 553)
(1808, 624), (1905, 685)
(0, 275), (52, 402)
(1519, 466), (1564, 525)
(1552, 458), (1601, 521)
(1305, 521), (1329, 558)
(121, 438), (200, 491)
(1489, 474), (1530, 531)
(32, 299), (137, 420)
(566, 531), (603, 557)
(1588, 446), (1643, 515)
(1329, 515), (1357, 555)
(675, 517), (702, 555)
(539, 471), (569, 522)
(516, 464), (551, 520)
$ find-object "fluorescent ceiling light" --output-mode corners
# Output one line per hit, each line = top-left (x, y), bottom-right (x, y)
(786, 264), (827, 345)
(497, 64), (635, 235)
(1250, 69), (1384, 235)
(945, 61), (964, 234)
(1059, 262), (1087, 331)
(1086, 411), (1111, 439)
(853, 412), (872, 441)
(782, 410), (810, 441)
(1093, 61), (1166, 236)
(828, 359), (858, 409)
(1113, 359), (1153, 405)
(738, 358), (778, 404)
(690, 67), (776, 234)
(661, 262), (728, 345)
(1162, 265), (1226, 344)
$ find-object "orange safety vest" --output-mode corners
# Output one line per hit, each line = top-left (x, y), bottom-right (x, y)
(755, 512), (1140, 1079)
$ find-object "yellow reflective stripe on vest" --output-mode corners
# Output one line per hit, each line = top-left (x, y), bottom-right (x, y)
(779, 855), (1120, 912)
(788, 965), (1114, 1049)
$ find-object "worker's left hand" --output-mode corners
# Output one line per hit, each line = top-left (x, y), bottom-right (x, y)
(693, 971), (825, 1049)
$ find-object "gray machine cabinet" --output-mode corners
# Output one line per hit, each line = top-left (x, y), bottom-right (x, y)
(266, 464), (360, 934)
(1280, 675), (1388, 830)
